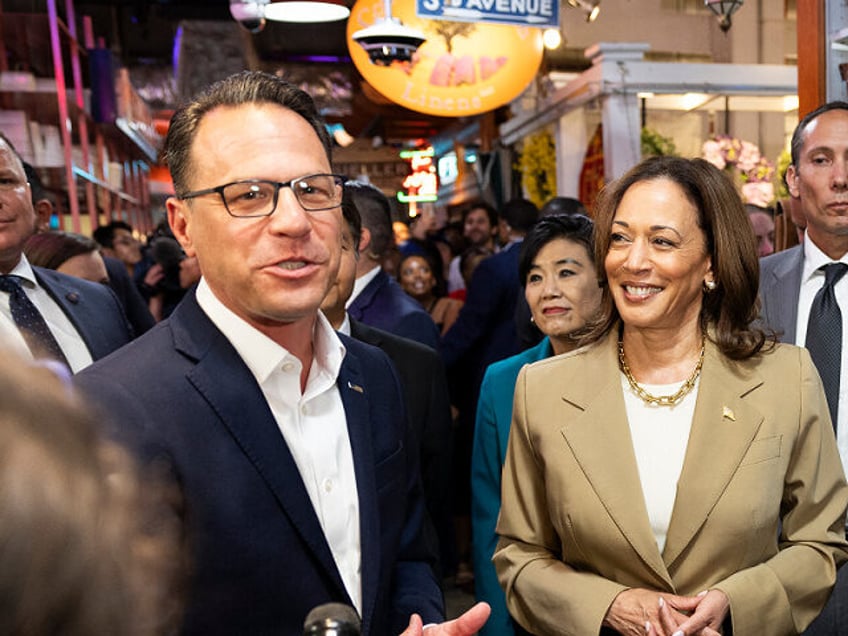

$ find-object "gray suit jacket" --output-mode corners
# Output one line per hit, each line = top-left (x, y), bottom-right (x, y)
(759, 244), (804, 344)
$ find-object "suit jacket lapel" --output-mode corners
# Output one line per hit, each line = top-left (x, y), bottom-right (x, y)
(170, 295), (348, 600)
(348, 271), (385, 321)
(335, 345), (380, 629)
(763, 246), (803, 344)
(560, 333), (673, 589)
(663, 342), (764, 567)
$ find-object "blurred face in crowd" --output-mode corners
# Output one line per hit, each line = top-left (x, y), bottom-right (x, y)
(320, 220), (358, 325)
(58, 251), (109, 284)
(787, 109), (848, 255)
(167, 103), (342, 340)
(0, 139), (36, 273)
(463, 208), (495, 248)
(525, 237), (601, 354)
(748, 210), (775, 257)
(398, 255), (437, 303)
(605, 178), (712, 334)
(111, 229), (142, 267)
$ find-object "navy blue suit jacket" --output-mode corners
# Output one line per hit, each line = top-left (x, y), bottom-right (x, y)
(35, 266), (133, 360)
(441, 241), (523, 373)
(348, 269), (440, 350)
(74, 291), (444, 635)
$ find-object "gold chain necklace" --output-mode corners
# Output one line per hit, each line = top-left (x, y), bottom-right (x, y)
(618, 336), (705, 407)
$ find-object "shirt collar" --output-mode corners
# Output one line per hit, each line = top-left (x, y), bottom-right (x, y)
(6, 254), (37, 286)
(195, 277), (346, 386)
(347, 264), (381, 308)
(802, 232), (848, 283)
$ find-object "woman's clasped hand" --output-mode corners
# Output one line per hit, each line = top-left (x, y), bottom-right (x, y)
(604, 588), (729, 636)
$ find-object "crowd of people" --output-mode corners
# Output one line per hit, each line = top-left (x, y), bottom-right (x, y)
(0, 70), (847, 636)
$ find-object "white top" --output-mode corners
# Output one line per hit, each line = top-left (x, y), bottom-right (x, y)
(0, 255), (93, 372)
(196, 279), (362, 613)
(621, 373), (699, 554)
(795, 233), (848, 481)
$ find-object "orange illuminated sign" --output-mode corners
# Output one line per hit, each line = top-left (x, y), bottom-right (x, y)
(347, 0), (543, 118)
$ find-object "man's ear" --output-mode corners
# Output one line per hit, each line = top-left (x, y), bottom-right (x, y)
(358, 227), (372, 255)
(785, 164), (801, 199)
(167, 197), (196, 257)
(33, 199), (53, 233)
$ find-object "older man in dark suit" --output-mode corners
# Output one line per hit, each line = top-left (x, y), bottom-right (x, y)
(0, 134), (131, 371)
(75, 72), (488, 636)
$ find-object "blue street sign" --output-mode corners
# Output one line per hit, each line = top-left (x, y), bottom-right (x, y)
(417, 0), (558, 28)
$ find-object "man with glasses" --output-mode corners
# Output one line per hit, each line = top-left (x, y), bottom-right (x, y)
(75, 71), (489, 635)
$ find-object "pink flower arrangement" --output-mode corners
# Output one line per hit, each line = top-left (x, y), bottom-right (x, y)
(701, 135), (776, 206)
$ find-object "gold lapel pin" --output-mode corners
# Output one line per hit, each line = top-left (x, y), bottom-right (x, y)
(722, 406), (736, 421)
(347, 381), (364, 394)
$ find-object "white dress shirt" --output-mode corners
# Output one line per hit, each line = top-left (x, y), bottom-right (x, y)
(0, 255), (93, 372)
(621, 374), (699, 554)
(196, 279), (362, 613)
(794, 233), (848, 479)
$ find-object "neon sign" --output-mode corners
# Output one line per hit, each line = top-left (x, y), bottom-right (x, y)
(398, 148), (438, 203)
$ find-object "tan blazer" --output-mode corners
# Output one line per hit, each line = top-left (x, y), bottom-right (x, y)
(494, 330), (848, 636)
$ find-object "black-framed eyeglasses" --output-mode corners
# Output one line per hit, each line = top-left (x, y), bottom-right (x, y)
(177, 173), (345, 218)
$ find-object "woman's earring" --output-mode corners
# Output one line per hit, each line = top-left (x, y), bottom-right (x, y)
(530, 316), (535, 323)
(704, 280), (717, 292)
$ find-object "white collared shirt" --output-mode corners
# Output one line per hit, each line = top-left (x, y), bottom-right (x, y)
(0, 255), (93, 372)
(346, 264), (380, 309)
(196, 279), (362, 613)
(795, 234), (848, 479)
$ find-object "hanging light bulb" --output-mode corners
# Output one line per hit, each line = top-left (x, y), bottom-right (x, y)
(542, 28), (562, 50)
(704, 0), (744, 32)
(566, 0), (600, 23)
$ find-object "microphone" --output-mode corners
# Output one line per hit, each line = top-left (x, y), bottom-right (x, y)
(302, 603), (361, 636)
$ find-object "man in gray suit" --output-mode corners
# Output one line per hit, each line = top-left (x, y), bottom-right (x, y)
(759, 101), (848, 635)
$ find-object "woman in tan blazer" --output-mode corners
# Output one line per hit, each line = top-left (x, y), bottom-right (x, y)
(494, 156), (848, 636)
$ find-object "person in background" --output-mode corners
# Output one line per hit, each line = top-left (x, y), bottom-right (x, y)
(539, 195), (587, 218)
(74, 71), (488, 635)
(759, 101), (848, 636)
(472, 214), (601, 636)
(449, 245), (493, 302)
(0, 133), (132, 372)
(446, 202), (499, 294)
(398, 252), (463, 335)
(93, 220), (145, 278)
(321, 195), (454, 582)
(494, 155), (848, 635)
(22, 161), (54, 233)
(746, 204), (775, 257)
(0, 350), (181, 635)
(346, 180), (441, 350)
(25, 230), (110, 284)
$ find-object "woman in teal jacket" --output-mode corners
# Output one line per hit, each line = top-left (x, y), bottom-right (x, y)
(471, 214), (602, 635)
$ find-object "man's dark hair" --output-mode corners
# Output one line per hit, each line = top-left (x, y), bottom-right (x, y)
(22, 162), (49, 205)
(92, 221), (134, 249)
(540, 196), (587, 218)
(501, 198), (539, 234)
(163, 71), (332, 196)
(341, 186), (363, 255)
(344, 180), (393, 260)
(790, 101), (848, 166)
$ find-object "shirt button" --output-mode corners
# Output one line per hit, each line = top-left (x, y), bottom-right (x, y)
(301, 404), (309, 416)
(323, 479), (333, 493)
(282, 362), (295, 373)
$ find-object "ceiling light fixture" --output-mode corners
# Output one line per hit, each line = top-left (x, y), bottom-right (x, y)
(264, 0), (350, 23)
(229, 0), (269, 33)
(704, 0), (743, 32)
(352, 0), (426, 66)
(542, 28), (562, 50)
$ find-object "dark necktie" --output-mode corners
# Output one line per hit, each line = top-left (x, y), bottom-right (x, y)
(0, 275), (70, 369)
(806, 262), (848, 430)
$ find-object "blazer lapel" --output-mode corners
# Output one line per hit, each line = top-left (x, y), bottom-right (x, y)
(763, 246), (803, 344)
(662, 342), (764, 568)
(336, 347), (380, 630)
(171, 296), (348, 600)
(560, 334), (673, 589)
